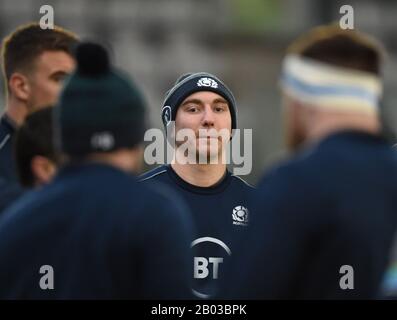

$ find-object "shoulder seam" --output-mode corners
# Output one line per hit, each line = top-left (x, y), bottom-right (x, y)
(231, 175), (254, 188)
(0, 134), (10, 151)
(139, 169), (167, 182)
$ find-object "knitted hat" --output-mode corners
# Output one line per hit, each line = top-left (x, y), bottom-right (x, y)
(55, 42), (147, 156)
(161, 72), (237, 131)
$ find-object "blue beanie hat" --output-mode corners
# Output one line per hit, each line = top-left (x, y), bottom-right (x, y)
(161, 72), (237, 131)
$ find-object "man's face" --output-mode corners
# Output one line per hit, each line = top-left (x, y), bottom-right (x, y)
(27, 50), (75, 112)
(174, 91), (232, 162)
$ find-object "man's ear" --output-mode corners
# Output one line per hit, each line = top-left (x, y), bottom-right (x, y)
(130, 144), (144, 174)
(8, 72), (31, 101)
(30, 155), (57, 187)
(282, 95), (307, 151)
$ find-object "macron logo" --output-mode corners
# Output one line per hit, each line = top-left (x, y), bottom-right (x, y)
(232, 206), (249, 227)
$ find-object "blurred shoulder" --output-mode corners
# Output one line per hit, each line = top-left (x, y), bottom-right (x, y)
(139, 165), (169, 183)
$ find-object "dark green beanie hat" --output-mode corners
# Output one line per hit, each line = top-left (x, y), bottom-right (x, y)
(55, 42), (147, 156)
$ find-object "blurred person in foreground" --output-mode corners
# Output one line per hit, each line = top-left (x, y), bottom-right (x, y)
(0, 106), (59, 236)
(222, 24), (397, 299)
(0, 43), (193, 299)
(14, 107), (58, 189)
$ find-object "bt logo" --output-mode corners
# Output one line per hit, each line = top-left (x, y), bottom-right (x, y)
(192, 237), (231, 280)
(191, 237), (231, 299)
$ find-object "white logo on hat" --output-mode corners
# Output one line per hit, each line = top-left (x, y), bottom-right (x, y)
(197, 77), (218, 89)
(162, 105), (172, 126)
(91, 132), (115, 150)
(232, 206), (249, 227)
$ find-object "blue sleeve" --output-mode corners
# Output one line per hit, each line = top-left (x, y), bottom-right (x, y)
(136, 185), (194, 299)
(0, 179), (25, 215)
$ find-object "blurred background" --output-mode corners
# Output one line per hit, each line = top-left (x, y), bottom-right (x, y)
(0, 0), (396, 185)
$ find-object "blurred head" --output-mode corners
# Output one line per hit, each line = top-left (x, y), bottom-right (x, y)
(281, 24), (384, 151)
(162, 72), (236, 163)
(15, 107), (58, 188)
(55, 42), (147, 174)
(175, 90), (232, 161)
(1, 23), (78, 114)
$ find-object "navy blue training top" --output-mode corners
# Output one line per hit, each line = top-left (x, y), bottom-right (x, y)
(0, 114), (18, 182)
(224, 130), (397, 299)
(140, 164), (254, 299)
(0, 163), (193, 299)
(0, 114), (24, 213)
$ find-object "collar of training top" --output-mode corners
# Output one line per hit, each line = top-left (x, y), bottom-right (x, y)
(0, 114), (18, 133)
(167, 164), (232, 195)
